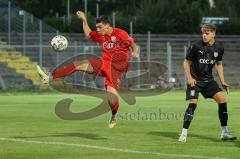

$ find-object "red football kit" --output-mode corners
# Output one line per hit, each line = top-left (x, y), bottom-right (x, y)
(88, 28), (134, 91)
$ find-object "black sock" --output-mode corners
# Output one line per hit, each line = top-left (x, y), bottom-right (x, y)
(218, 103), (228, 126)
(183, 103), (197, 129)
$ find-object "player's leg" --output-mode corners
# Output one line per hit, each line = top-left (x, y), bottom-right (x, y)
(107, 86), (119, 128)
(37, 59), (94, 84)
(36, 65), (50, 84)
(104, 64), (124, 128)
(52, 59), (93, 79)
(203, 80), (236, 140)
(183, 99), (198, 130)
(213, 92), (237, 140)
(179, 99), (198, 142)
(73, 60), (94, 72)
(179, 85), (200, 142)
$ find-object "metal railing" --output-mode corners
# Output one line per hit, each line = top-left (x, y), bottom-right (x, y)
(0, 0), (240, 89)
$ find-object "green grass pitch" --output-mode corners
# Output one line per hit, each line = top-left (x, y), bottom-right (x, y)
(0, 91), (239, 159)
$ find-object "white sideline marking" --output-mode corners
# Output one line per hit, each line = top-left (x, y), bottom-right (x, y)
(0, 137), (225, 159)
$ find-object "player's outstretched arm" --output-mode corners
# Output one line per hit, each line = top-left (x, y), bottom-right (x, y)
(131, 42), (139, 59)
(215, 61), (229, 93)
(184, 59), (196, 87)
(76, 11), (92, 37)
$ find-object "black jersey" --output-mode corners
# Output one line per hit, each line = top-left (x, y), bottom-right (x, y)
(186, 40), (224, 82)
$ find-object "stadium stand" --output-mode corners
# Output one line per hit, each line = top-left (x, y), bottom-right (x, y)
(0, 59), (34, 89)
(0, 32), (240, 89)
(0, 40), (41, 87)
(0, 0), (239, 89)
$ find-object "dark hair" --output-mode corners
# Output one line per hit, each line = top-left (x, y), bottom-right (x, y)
(201, 23), (216, 33)
(96, 16), (111, 25)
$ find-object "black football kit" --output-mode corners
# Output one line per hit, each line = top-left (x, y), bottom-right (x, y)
(185, 40), (223, 100)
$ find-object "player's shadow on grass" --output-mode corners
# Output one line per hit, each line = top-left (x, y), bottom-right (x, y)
(148, 131), (221, 142)
(188, 134), (220, 142)
(234, 140), (240, 148)
(148, 131), (178, 140)
(13, 132), (107, 140)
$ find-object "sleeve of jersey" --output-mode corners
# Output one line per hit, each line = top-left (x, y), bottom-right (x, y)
(119, 30), (134, 46)
(216, 47), (224, 61)
(185, 44), (196, 61)
(89, 31), (101, 42)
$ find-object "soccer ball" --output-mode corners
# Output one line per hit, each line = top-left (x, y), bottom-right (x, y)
(51, 35), (68, 52)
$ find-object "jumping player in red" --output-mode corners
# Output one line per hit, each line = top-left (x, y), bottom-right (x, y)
(37, 11), (139, 128)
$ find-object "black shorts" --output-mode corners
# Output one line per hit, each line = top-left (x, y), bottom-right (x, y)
(186, 80), (222, 100)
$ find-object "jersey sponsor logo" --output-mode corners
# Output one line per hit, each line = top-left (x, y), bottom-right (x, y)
(214, 52), (218, 58)
(199, 59), (216, 64)
(103, 41), (117, 50)
(103, 39), (131, 50)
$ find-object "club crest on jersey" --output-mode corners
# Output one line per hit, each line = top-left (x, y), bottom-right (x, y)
(214, 52), (218, 58)
(190, 90), (195, 96)
(199, 50), (204, 55)
(111, 36), (116, 42)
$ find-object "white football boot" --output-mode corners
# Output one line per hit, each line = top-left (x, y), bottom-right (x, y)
(109, 116), (117, 128)
(178, 133), (187, 143)
(36, 65), (49, 84)
(220, 132), (237, 141)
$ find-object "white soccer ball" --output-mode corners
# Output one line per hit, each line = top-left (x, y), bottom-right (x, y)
(51, 35), (68, 52)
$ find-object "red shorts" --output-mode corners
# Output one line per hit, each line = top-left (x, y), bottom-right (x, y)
(88, 57), (128, 91)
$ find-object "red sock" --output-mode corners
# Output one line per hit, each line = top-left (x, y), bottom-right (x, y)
(52, 63), (77, 79)
(110, 102), (119, 116)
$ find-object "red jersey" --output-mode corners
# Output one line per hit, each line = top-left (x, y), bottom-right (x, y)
(89, 28), (134, 71)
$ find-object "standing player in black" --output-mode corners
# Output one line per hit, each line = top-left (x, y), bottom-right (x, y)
(178, 24), (237, 142)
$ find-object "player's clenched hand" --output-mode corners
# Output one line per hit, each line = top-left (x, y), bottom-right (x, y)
(132, 51), (139, 60)
(187, 77), (196, 87)
(76, 11), (86, 21)
(222, 82), (230, 94)
(131, 45), (139, 60)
